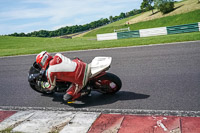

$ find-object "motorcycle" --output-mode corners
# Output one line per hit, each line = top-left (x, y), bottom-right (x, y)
(28, 57), (122, 100)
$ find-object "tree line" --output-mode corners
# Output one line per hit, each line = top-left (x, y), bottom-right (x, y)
(9, 0), (175, 37)
(9, 9), (143, 37)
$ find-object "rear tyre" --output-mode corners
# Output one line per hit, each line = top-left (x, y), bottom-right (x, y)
(93, 72), (122, 94)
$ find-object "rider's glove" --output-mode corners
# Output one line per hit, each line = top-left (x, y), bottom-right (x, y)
(37, 81), (50, 89)
(41, 81), (50, 89)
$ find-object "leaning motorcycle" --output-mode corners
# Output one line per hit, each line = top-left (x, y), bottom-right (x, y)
(28, 57), (122, 100)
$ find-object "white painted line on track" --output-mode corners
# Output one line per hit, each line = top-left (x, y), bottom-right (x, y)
(0, 40), (200, 59)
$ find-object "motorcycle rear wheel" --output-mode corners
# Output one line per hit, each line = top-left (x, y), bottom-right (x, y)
(93, 72), (122, 94)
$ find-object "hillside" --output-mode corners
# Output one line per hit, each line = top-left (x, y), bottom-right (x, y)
(127, 0), (200, 24)
(83, 0), (200, 37)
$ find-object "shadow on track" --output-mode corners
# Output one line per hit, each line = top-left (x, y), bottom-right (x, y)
(42, 91), (150, 108)
(71, 91), (150, 108)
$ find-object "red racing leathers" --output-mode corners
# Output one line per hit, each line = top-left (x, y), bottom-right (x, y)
(45, 53), (90, 100)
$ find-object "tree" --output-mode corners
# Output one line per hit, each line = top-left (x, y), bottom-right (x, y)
(154, 0), (174, 14)
(140, 0), (154, 14)
(160, 2), (174, 14)
(113, 16), (120, 22)
(19, 32), (26, 37)
(12, 32), (19, 36)
(109, 16), (113, 23)
(119, 12), (126, 19)
(102, 18), (109, 25)
(125, 12), (130, 17)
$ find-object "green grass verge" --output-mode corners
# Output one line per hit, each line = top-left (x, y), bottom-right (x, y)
(84, 9), (200, 37)
(1, 31), (200, 57)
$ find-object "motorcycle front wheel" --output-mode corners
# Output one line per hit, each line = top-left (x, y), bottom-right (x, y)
(29, 65), (53, 95)
(93, 72), (122, 94)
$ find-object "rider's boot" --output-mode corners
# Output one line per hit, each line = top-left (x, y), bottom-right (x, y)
(63, 93), (73, 102)
(63, 84), (81, 103)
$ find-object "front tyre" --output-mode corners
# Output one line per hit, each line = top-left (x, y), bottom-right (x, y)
(28, 65), (53, 95)
(93, 72), (122, 94)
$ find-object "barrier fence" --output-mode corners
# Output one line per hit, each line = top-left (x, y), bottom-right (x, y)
(97, 22), (200, 41)
(117, 30), (140, 39)
(167, 23), (199, 34)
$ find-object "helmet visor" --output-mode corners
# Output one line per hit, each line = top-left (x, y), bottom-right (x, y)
(40, 54), (48, 67)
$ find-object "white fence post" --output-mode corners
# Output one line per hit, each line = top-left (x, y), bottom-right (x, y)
(198, 22), (200, 31)
(97, 33), (118, 41)
(139, 27), (167, 37)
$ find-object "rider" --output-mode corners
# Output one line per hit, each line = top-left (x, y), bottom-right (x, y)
(36, 51), (91, 102)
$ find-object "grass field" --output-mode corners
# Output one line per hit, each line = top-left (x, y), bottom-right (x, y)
(1, 31), (200, 57)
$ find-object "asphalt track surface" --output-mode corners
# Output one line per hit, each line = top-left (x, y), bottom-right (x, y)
(0, 41), (200, 113)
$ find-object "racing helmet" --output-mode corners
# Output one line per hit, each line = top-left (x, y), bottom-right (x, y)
(36, 51), (53, 70)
